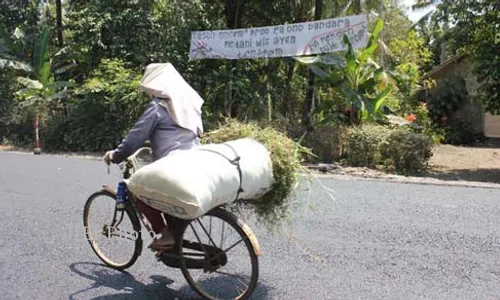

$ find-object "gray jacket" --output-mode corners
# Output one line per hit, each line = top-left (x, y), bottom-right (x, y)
(111, 98), (200, 163)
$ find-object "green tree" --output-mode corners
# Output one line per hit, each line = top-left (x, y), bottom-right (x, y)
(376, 1), (432, 70)
(0, 1), (65, 143)
(444, 1), (500, 114)
(0, 0), (440, 152)
(411, 0), (452, 65)
(388, 30), (431, 69)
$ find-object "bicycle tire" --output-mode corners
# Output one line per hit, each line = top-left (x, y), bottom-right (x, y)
(177, 207), (259, 300)
(83, 189), (142, 270)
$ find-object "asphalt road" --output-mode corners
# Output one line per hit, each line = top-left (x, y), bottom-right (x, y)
(1, 151), (500, 300)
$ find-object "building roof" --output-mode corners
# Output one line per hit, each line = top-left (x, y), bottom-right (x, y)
(423, 53), (468, 79)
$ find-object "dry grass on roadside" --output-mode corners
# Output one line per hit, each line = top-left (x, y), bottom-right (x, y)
(0, 145), (15, 151)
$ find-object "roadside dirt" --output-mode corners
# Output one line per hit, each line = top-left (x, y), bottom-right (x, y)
(0, 145), (13, 151)
(306, 138), (500, 187)
(427, 138), (500, 184)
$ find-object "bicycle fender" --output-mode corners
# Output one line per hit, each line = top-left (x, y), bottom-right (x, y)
(238, 219), (261, 256)
(101, 185), (117, 196)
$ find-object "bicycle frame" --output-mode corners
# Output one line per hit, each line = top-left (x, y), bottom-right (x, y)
(105, 148), (220, 257)
(100, 147), (158, 241)
(103, 147), (260, 268)
(86, 147), (261, 299)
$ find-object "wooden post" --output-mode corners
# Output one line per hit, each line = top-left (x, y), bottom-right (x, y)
(303, 0), (323, 132)
(34, 115), (41, 155)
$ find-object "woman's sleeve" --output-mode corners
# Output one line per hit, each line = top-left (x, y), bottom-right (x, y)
(111, 101), (159, 164)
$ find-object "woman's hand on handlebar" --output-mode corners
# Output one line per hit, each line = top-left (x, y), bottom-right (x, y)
(103, 150), (115, 165)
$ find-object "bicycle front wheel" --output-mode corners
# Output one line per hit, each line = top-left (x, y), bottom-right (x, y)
(83, 190), (142, 270)
(178, 207), (259, 300)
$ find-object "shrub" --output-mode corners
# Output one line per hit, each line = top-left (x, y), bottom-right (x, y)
(380, 129), (434, 175)
(257, 120), (349, 164)
(443, 117), (480, 145)
(345, 124), (391, 168)
(342, 124), (434, 175)
(396, 102), (444, 145)
(426, 75), (469, 126)
(4, 105), (37, 148)
(0, 69), (18, 140)
(302, 125), (349, 163)
(40, 59), (148, 152)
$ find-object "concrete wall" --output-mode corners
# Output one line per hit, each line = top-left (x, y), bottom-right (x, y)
(485, 113), (500, 137)
(429, 56), (485, 135)
(431, 56), (481, 99)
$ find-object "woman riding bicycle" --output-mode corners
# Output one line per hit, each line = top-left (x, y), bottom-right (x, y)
(103, 63), (204, 251)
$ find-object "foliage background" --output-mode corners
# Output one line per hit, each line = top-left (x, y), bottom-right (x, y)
(0, 0), (498, 173)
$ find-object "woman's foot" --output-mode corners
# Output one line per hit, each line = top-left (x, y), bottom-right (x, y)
(149, 227), (175, 250)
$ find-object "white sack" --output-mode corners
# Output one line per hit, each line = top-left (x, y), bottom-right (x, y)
(124, 138), (274, 219)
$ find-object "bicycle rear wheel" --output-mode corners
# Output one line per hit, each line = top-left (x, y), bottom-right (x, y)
(83, 190), (142, 270)
(177, 207), (259, 300)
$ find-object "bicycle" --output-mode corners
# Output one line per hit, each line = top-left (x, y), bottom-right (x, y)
(83, 147), (261, 300)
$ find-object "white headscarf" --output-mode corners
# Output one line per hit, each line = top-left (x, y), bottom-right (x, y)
(139, 63), (204, 136)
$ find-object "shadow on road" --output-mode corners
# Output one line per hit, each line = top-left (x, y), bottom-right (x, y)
(68, 262), (272, 300)
(470, 137), (500, 149)
(427, 168), (500, 184)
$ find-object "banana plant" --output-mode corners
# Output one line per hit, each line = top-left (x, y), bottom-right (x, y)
(296, 19), (394, 124)
(0, 25), (74, 118)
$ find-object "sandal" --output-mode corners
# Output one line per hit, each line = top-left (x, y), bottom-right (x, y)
(149, 239), (175, 260)
(148, 238), (175, 251)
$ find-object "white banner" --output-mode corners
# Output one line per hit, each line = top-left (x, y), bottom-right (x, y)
(189, 14), (368, 60)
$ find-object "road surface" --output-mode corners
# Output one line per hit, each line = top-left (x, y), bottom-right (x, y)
(1, 151), (500, 299)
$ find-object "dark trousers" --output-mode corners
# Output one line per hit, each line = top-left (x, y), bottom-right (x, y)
(135, 199), (181, 234)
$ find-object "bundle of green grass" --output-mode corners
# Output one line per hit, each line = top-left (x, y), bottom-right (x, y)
(201, 119), (312, 229)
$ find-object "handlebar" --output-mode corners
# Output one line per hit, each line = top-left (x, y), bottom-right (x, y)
(113, 147), (153, 179)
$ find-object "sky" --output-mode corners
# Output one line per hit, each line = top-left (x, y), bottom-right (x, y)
(401, 0), (436, 23)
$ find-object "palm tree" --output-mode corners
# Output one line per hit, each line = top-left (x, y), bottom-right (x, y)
(55, 0), (63, 46)
(348, 0), (382, 15)
(411, 0), (450, 64)
(303, 0), (324, 130)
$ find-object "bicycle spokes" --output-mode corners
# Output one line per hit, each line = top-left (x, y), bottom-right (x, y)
(180, 212), (258, 299)
(100, 209), (129, 239)
(110, 206), (125, 226)
(101, 224), (139, 241)
(85, 192), (140, 268)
